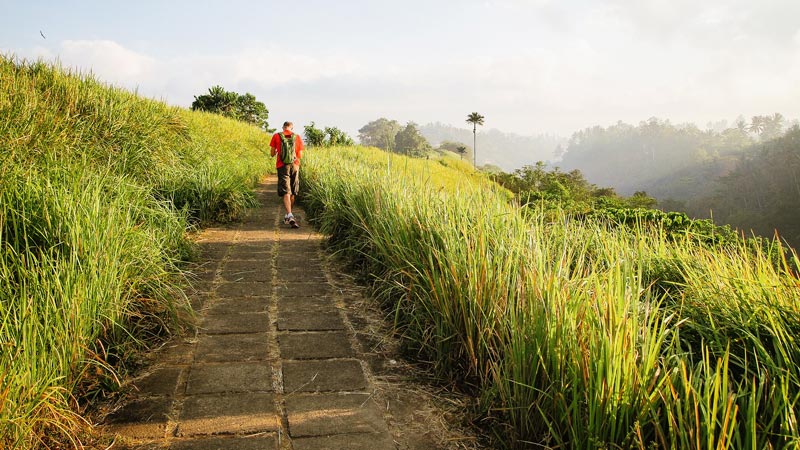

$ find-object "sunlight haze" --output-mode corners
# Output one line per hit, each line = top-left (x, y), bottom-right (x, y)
(3, 0), (799, 146)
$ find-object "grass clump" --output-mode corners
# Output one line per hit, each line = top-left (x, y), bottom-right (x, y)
(0, 55), (271, 447)
(301, 145), (800, 449)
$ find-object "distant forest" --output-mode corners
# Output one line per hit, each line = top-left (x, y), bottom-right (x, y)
(419, 122), (564, 171)
(557, 115), (800, 248)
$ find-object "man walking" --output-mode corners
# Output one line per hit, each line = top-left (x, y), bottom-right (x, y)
(270, 121), (304, 228)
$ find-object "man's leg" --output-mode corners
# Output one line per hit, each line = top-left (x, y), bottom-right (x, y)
(286, 165), (300, 228)
(283, 193), (292, 215)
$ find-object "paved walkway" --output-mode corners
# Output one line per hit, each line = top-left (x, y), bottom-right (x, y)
(105, 176), (396, 450)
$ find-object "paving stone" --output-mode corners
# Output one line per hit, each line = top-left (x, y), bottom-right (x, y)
(177, 392), (278, 436)
(203, 297), (269, 315)
(220, 267), (271, 283)
(186, 363), (273, 394)
(216, 282), (271, 297)
(285, 393), (388, 437)
(275, 282), (332, 297)
(152, 341), (194, 365)
(169, 435), (278, 450)
(189, 268), (218, 283)
(279, 259), (323, 272)
(277, 244), (321, 256)
(277, 296), (337, 312)
(278, 332), (355, 360)
(278, 232), (318, 243)
(131, 367), (183, 396)
(291, 433), (395, 450)
(200, 312), (269, 334)
(283, 359), (366, 392)
(236, 230), (276, 242)
(195, 333), (269, 362)
(104, 397), (173, 439)
(188, 281), (215, 296)
(277, 311), (345, 331)
(227, 249), (273, 261)
(277, 270), (327, 282)
(198, 242), (230, 260)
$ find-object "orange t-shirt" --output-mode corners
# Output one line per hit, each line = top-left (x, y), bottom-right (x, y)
(270, 131), (304, 168)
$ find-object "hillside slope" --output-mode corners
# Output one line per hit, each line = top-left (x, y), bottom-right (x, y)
(0, 56), (271, 447)
(301, 145), (800, 449)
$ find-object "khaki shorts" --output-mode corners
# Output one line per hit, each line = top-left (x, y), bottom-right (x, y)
(277, 163), (299, 197)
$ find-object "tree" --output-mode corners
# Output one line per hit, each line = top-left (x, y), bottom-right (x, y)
(761, 113), (785, 141)
(456, 145), (468, 160)
(235, 93), (270, 130)
(437, 140), (471, 160)
(626, 191), (658, 209)
(394, 122), (431, 157)
(191, 85), (270, 131)
(466, 112), (485, 166)
(192, 85), (237, 116)
(358, 118), (402, 150)
(437, 140), (464, 152)
(324, 126), (354, 146)
(303, 122), (326, 147)
(749, 115), (766, 136)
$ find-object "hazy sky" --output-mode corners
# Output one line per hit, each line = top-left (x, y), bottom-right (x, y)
(3, 0), (799, 138)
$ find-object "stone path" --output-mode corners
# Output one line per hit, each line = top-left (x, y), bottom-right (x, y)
(104, 176), (397, 449)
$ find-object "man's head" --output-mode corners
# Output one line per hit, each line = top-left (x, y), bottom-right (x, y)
(283, 121), (293, 132)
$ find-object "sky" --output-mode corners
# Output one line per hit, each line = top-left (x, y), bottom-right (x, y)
(3, 0), (800, 139)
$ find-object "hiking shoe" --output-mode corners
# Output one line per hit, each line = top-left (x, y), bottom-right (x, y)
(283, 216), (290, 225)
(289, 217), (300, 228)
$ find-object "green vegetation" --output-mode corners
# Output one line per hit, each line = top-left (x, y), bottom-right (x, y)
(303, 121), (355, 147)
(698, 126), (800, 247)
(560, 117), (755, 198)
(358, 118), (432, 157)
(191, 85), (271, 131)
(0, 57), (270, 447)
(394, 122), (432, 157)
(301, 145), (800, 449)
(558, 117), (800, 249)
(358, 117), (402, 151)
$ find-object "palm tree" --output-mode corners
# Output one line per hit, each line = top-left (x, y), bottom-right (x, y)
(466, 112), (485, 167)
(749, 116), (765, 136)
(456, 145), (467, 160)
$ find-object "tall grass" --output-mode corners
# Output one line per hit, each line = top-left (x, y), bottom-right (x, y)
(301, 146), (800, 449)
(0, 56), (271, 447)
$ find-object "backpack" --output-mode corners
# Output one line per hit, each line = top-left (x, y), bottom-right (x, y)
(279, 133), (296, 165)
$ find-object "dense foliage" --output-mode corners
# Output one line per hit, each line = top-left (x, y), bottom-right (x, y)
(559, 117), (755, 196)
(301, 145), (800, 449)
(191, 85), (271, 131)
(0, 57), (270, 447)
(393, 122), (431, 157)
(559, 117), (800, 248)
(357, 117), (402, 151)
(303, 121), (354, 147)
(697, 126), (800, 247)
(492, 162), (657, 210)
(358, 118), (431, 156)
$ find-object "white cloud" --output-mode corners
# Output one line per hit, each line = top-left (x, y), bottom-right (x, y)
(60, 40), (156, 87)
(231, 47), (360, 86)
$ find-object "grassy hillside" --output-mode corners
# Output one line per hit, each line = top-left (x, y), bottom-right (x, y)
(301, 146), (800, 449)
(0, 56), (271, 447)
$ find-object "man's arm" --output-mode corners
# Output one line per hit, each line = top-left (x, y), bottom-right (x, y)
(269, 134), (278, 157)
(295, 135), (304, 163)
